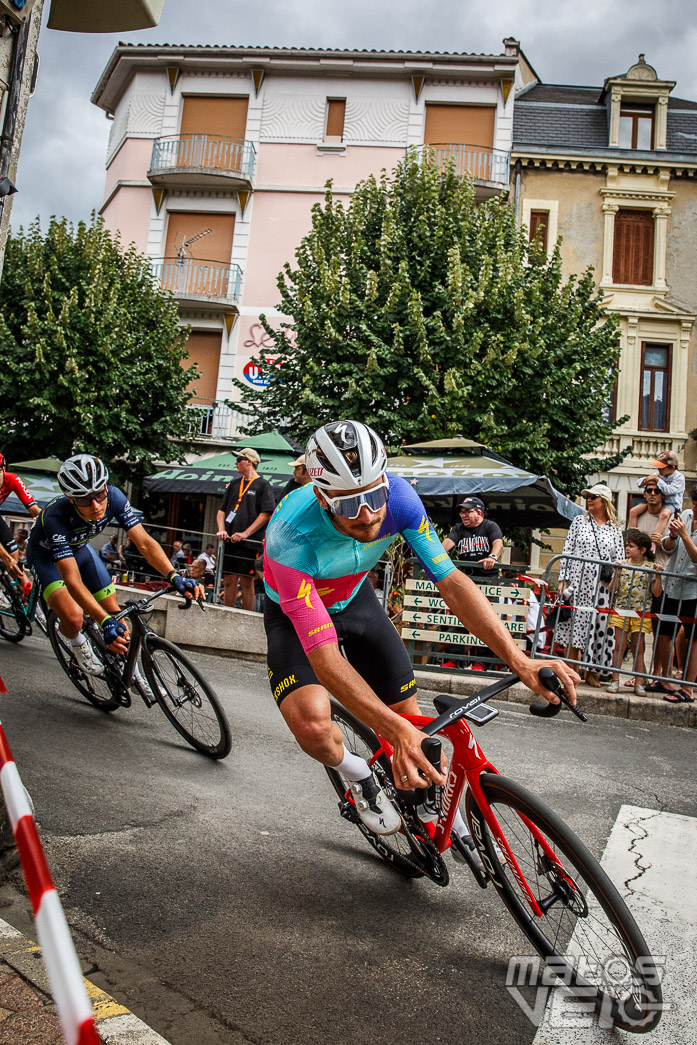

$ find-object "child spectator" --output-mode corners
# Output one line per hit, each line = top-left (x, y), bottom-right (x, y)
(606, 529), (663, 697)
(628, 451), (685, 532)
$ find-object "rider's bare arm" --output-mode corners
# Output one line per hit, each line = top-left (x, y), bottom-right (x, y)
(307, 642), (447, 788)
(129, 523), (203, 598)
(436, 570), (580, 705)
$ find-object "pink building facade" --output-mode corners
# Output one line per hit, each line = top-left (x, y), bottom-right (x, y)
(92, 44), (518, 443)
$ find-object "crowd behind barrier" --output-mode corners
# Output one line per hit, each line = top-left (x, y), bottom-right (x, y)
(398, 554), (695, 698)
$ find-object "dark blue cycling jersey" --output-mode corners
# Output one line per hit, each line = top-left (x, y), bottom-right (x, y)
(27, 486), (141, 564)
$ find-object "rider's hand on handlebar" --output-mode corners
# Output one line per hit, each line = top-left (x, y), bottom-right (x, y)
(519, 659), (580, 707)
(168, 571), (201, 600)
(101, 616), (129, 654)
(390, 720), (448, 790)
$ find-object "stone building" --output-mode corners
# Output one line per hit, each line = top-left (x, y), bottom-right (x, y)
(513, 55), (697, 521)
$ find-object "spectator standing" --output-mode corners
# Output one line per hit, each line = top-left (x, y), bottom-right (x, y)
(120, 535), (145, 579)
(280, 454), (312, 499)
(649, 484), (697, 702)
(632, 478), (671, 565)
(216, 448), (275, 610)
(442, 497), (504, 580)
(606, 529), (663, 697)
(555, 483), (625, 685)
(629, 450), (685, 531)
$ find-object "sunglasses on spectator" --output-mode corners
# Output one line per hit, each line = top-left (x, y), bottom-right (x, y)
(73, 488), (108, 507)
(585, 494), (600, 500)
(324, 479), (390, 519)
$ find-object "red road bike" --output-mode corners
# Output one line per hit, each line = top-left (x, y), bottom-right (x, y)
(326, 668), (662, 1034)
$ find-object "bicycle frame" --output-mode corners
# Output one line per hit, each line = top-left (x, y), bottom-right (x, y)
(0, 568), (44, 628)
(368, 708), (573, 918)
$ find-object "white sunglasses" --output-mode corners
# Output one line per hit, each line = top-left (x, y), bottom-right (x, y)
(323, 479), (390, 519)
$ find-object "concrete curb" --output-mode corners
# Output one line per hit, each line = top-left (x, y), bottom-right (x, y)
(0, 916), (171, 1044)
(414, 669), (697, 728)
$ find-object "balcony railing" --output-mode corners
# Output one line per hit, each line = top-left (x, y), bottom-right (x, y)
(151, 258), (242, 308)
(149, 135), (256, 184)
(600, 432), (686, 463)
(185, 401), (248, 441)
(417, 143), (510, 186)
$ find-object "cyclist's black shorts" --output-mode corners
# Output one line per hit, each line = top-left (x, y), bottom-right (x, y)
(0, 515), (17, 554)
(264, 577), (416, 708)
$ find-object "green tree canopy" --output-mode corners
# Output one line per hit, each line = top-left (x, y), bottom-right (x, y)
(0, 215), (198, 482)
(235, 151), (625, 495)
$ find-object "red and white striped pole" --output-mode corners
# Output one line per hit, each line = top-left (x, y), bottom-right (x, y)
(0, 676), (102, 1045)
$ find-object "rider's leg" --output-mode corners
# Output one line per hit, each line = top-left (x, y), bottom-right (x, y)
(279, 684), (344, 766)
(46, 586), (83, 640)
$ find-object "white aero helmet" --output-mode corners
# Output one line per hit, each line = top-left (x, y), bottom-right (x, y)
(305, 421), (387, 490)
(58, 454), (109, 497)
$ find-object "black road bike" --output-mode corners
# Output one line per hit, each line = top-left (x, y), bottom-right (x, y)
(47, 586), (231, 759)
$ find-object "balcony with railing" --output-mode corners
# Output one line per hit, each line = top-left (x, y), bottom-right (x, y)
(148, 135), (256, 189)
(150, 257), (242, 312)
(416, 143), (510, 196)
(185, 400), (248, 442)
(599, 432), (687, 466)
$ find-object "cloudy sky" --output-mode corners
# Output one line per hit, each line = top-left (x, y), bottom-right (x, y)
(9, 0), (697, 231)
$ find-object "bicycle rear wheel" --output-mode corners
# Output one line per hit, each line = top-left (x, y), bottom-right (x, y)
(0, 573), (30, 643)
(142, 637), (231, 759)
(326, 699), (426, 878)
(466, 774), (662, 1033)
(46, 611), (121, 712)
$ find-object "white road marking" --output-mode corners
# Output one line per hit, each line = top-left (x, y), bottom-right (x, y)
(531, 805), (697, 1043)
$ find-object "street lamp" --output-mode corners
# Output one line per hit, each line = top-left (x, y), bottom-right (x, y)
(0, 176), (17, 221)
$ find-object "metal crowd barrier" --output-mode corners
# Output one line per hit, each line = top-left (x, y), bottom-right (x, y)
(531, 553), (696, 693)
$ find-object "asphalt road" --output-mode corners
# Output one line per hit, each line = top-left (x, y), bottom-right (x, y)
(0, 630), (695, 1045)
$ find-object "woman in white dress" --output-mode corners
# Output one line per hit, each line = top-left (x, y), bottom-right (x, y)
(555, 483), (625, 683)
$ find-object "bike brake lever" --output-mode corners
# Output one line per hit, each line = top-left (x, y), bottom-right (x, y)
(196, 596), (206, 612)
(530, 666), (588, 723)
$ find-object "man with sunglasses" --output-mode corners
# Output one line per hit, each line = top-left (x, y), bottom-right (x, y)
(263, 421), (579, 841)
(27, 454), (201, 678)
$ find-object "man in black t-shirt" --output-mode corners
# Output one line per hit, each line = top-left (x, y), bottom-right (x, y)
(216, 448), (275, 610)
(443, 497), (504, 580)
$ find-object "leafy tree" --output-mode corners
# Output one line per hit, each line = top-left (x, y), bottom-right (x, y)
(0, 215), (198, 482)
(234, 151), (626, 495)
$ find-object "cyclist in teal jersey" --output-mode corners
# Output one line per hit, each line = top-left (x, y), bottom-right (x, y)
(263, 421), (580, 839)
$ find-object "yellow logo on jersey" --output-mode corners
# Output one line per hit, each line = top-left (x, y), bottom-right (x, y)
(297, 579), (314, 609)
(418, 516), (433, 542)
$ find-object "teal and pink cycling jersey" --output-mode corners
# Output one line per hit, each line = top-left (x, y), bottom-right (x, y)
(263, 473), (455, 654)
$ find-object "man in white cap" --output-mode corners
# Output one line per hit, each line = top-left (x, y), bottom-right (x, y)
(281, 454), (312, 499)
(216, 448), (275, 610)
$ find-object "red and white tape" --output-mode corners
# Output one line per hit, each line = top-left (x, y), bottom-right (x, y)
(0, 697), (101, 1045)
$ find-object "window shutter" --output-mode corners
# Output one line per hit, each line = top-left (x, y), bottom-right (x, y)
(612, 210), (654, 285)
(529, 210), (549, 252)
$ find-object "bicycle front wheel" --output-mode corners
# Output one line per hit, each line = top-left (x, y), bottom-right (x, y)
(466, 774), (662, 1033)
(46, 611), (121, 712)
(327, 699), (425, 878)
(0, 573), (30, 643)
(143, 637), (231, 759)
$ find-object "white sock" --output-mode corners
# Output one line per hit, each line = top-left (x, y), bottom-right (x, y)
(69, 632), (86, 647)
(453, 809), (470, 837)
(333, 745), (371, 781)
